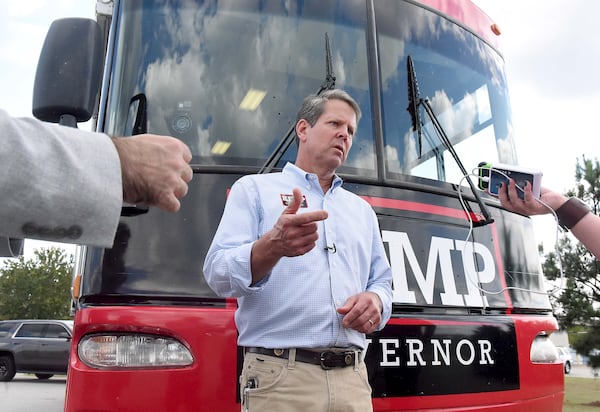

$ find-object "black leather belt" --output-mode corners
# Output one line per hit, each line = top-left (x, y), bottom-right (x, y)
(245, 347), (359, 370)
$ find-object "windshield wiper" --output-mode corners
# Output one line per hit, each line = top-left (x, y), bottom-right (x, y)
(406, 55), (493, 226)
(259, 33), (336, 174)
(316, 32), (336, 95)
(407, 57), (423, 158)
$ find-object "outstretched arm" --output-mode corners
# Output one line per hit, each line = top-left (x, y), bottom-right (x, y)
(499, 179), (599, 259)
(1, 110), (192, 247)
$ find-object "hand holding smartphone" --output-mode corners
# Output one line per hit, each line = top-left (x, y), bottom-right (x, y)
(478, 162), (542, 200)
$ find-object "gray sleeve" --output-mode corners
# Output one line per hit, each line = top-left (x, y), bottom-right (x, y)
(0, 109), (122, 248)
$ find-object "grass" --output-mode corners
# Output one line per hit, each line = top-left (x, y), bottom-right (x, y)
(564, 376), (600, 412)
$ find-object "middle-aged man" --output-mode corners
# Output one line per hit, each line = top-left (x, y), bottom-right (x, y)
(203, 89), (393, 412)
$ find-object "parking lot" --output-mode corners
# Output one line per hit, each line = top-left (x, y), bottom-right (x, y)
(0, 374), (66, 412)
(1, 365), (597, 411)
(569, 362), (599, 379)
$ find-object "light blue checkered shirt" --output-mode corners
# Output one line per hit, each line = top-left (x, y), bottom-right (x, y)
(203, 163), (392, 350)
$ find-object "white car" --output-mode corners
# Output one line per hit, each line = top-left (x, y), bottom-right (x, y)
(556, 347), (573, 374)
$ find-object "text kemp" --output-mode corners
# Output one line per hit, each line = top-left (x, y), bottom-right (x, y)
(382, 231), (496, 307)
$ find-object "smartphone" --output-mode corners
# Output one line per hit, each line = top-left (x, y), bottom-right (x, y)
(486, 163), (542, 200)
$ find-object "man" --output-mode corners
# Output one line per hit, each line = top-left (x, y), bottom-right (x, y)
(1, 109), (193, 248)
(203, 89), (392, 411)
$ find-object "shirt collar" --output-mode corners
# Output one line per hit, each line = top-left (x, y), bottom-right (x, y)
(283, 162), (344, 192)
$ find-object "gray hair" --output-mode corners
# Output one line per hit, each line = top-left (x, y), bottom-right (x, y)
(295, 89), (362, 127)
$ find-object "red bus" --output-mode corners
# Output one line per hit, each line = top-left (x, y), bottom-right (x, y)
(32, 0), (564, 410)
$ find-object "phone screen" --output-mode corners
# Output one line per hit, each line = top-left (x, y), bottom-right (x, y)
(488, 169), (532, 200)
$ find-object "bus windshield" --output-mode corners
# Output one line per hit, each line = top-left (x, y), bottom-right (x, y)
(86, 0), (539, 307)
(104, 0), (515, 183)
(375, 0), (516, 182)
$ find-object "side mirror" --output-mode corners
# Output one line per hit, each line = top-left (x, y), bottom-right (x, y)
(0, 238), (24, 257)
(32, 18), (103, 128)
(58, 332), (72, 340)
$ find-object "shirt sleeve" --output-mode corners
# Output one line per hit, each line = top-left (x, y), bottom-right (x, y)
(0, 110), (122, 248)
(366, 208), (393, 329)
(203, 177), (267, 297)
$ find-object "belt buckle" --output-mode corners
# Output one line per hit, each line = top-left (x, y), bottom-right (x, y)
(320, 351), (354, 369)
(343, 352), (354, 366)
(320, 351), (336, 370)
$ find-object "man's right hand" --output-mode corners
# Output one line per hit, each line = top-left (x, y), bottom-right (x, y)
(113, 134), (193, 212)
(250, 188), (328, 283)
(271, 188), (329, 257)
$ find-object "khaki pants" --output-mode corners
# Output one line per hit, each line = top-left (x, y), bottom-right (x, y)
(240, 349), (373, 412)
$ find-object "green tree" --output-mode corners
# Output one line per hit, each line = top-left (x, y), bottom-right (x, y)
(0, 247), (73, 320)
(542, 156), (600, 368)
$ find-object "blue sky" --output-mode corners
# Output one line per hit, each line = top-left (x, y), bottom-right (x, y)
(1, 0), (598, 263)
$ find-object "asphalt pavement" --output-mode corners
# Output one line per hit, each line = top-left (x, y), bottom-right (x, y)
(0, 373), (66, 412)
(568, 362), (599, 379)
(0, 366), (596, 412)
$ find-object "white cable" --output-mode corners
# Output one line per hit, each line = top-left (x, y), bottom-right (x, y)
(482, 166), (566, 292)
(454, 167), (565, 301)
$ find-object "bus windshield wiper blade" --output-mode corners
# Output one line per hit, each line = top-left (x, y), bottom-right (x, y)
(259, 33), (336, 174)
(406, 56), (493, 226)
(407, 57), (423, 158)
(317, 32), (336, 95)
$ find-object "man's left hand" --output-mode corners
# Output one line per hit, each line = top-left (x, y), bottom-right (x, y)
(336, 292), (382, 333)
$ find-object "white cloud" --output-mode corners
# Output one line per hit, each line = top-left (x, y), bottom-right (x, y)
(475, 0), (600, 99)
(5, 0), (48, 18)
(0, 1), (95, 118)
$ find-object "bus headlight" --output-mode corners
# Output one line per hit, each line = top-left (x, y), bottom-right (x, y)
(78, 334), (194, 368)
